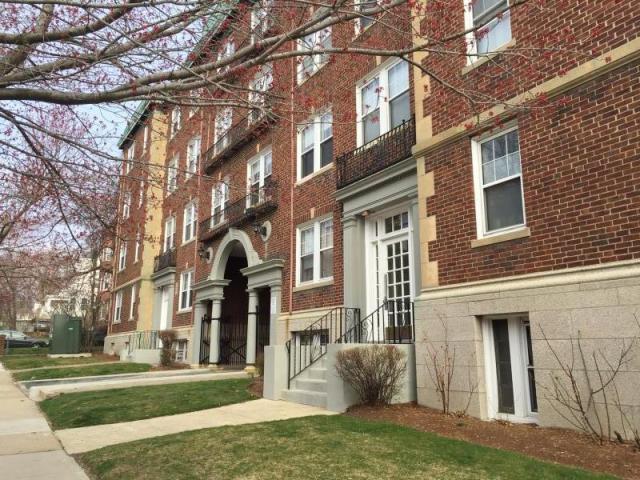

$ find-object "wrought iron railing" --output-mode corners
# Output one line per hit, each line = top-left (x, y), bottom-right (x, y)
(199, 182), (278, 242)
(153, 249), (176, 273)
(285, 307), (360, 387)
(336, 117), (416, 189)
(127, 330), (160, 354)
(336, 299), (415, 345)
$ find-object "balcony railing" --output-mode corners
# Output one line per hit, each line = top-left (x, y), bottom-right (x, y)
(153, 249), (176, 273)
(336, 117), (416, 190)
(199, 182), (279, 242)
(203, 105), (274, 173)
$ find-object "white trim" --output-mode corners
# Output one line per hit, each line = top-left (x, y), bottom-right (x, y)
(114, 290), (123, 324)
(129, 283), (137, 320)
(178, 269), (194, 312)
(296, 27), (331, 84)
(170, 107), (181, 138)
(464, 0), (512, 65)
(118, 241), (127, 272)
(296, 111), (333, 181)
(167, 155), (178, 194)
(134, 230), (141, 263)
(246, 147), (272, 208)
(182, 201), (197, 243)
(164, 216), (176, 252)
(295, 215), (334, 287)
(185, 136), (200, 179)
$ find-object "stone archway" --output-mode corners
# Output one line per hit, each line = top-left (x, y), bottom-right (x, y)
(210, 228), (260, 281)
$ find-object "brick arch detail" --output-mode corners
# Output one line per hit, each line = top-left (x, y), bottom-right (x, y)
(209, 228), (260, 280)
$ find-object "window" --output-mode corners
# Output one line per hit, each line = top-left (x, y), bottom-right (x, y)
(183, 201), (197, 243)
(167, 155), (178, 194)
(129, 284), (137, 320)
(186, 137), (200, 179)
(298, 112), (333, 179)
(173, 339), (188, 362)
(248, 64), (273, 124)
(211, 181), (229, 226)
(102, 247), (113, 261)
(122, 192), (131, 220)
(297, 27), (331, 83)
(118, 241), (127, 271)
(297, 217), (333, 285)
(465, 0), (512, 58)
(171, 107), (181, 138)
(138, 180), (144, 207)
(472, 127), (524, 237)
(251, 0), (273, 43)
(134, 230), (141, 263)
(357, 60), (410, 145)
(179, 270), (194, 311)
(355, 0), (378, 34)
(164, 216), (176, 252)
(214, 108), (233, 155)
(114, 290), (123, 323)
(125, 142), (135, 174)
(101, 272), (112, 291)
(247, 148), (272, 207)
(217, 39), (235, 73)
(143, 126), (149, 152)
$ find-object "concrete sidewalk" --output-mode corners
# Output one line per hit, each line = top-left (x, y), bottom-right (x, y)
(0, 365), (88, 480)
(57, 398), (336, 454)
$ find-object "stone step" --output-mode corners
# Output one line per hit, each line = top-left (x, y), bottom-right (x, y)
(281, 389), (327, 409)
(306, 367), (327, 381)
(292, 378), (327, 393)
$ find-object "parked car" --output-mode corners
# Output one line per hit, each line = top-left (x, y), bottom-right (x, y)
(0, 330), (49, 348)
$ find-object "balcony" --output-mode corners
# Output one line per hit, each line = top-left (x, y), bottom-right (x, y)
(336, 117), (416, 190)
(199, 182), (278, 242)
(203, 107), (274, 174)
(153, 249), (176, 273)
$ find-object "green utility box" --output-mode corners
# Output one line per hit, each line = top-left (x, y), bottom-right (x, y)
(50, 315), (82, 354)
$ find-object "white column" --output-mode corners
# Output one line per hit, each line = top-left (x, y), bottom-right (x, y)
(245, 289), (258, 369)
(209, 299), (222, 366)
(268, 285), (281, 345)
(190, 301), (207, 365)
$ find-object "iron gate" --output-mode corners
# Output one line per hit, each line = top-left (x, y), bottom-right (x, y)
(219, 319), (246, 366)
(199, 314), (211, 365)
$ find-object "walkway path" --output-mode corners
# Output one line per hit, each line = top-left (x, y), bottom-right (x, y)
(0, 365), (88, 480)
(57, 398), (337, 454)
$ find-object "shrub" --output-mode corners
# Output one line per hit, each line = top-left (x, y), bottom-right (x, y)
(158, 330), (177, 367)
(335, 345), (407, 406)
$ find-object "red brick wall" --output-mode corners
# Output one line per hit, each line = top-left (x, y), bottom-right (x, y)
(425, 59), (640, 286)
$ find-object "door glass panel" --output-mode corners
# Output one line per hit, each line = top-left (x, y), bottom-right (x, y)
(492, 319), (515, 414)
(524, 320), (538, 413)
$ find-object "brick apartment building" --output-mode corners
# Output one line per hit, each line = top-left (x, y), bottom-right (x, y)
(107, 0), (640, 435)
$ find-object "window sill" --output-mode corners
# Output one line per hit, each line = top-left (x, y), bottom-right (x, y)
(293, 279), (334, 292)
(461, 39), (517, 76)
(296, 62), (328, 87)
(296, 163), (333, 186)
(182, 238), (196, 247)
(177, 308), (192, 314)
(470, 226), (530, 248)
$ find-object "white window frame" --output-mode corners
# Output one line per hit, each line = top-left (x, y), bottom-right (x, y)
(143, 125), (149, 152)
(138, 180), (144, 207)
(129, 284), (137, 320)
(134, 230), (141, 263)
(295, 216), (334, 286)
(178, 270), (194, 312)
(211, 181), (229, 227)
(217, 39), (236, 73)
(167, 155), (178, 194)
(355, 59), (410, 147)
(186, 137), (200, 179)
(214, 108), (233, 154)
(246, 147), (272, 207)
(125, 142), (135, 174)
(114, 290), (123, 324)
(173, 339), (188, 362)
(463, 0), (512, 64)
(164, 216), (176, 252)
(482, 315), (538, 423)
(297, 111), (333, 180)
(248, 64), (273, 124)
(171, 107), (181, 138)
(250, 0), (273, 43)
(296, 27), (331, 84)
(354, 0), (378, 36)
(118, 241), (127, 271)
(182, 201), (197, 243)
(471, 125), (526, 239)
(122, 191), (131, 220)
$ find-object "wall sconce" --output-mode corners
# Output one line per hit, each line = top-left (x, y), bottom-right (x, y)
(197, 244), (211, 261)
(252, 221), (268, 237)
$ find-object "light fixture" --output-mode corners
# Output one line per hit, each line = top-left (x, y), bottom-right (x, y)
(252, 221), (267, 237)
(197, 244), (210, 261)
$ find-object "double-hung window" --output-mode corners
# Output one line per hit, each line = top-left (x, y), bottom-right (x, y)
(247, 148), (272, 207)
(248, 64), (273, 124)
(167, 155), (178, 194)
(118, 241), (127, 271)
(143, 126), (149, 152)
(171, 107), (181, 138)
(138, 180), (144, 207)
(186, 137), (200, 179)
(298, 112), (333, 179)
(472, 127), (524, 237)
(297, 27), (331, 83)
(357, 60), (410, 145)
(134, 230), (141, 263)
(297, 217), (333, 285)
(114, 290), (123, 323)
(217, 39), (235, 73)
(164, 216), (176, 251)
(129, 284), (137, 320)
(251, 0), (273, 43)
(179, 270), (194, 311)
(465, 0), (512, 59)
(122, 192), (131, 220)
(211, 182), (229, 227)
(214, 108), (233, 155)
(355, 0), (378, 34)
(183, 201), (197, 243)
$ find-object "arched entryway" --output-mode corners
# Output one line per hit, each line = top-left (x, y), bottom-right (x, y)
(218, 241), (248, 366)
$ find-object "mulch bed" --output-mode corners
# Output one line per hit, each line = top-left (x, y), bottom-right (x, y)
(347, 403), (640, 480)
(248, 377), (263, 398)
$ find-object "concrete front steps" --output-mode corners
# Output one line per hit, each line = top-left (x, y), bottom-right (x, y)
(281, 357), (328, 408)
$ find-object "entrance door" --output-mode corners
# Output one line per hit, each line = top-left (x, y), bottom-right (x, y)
(159, 286), (170, 330)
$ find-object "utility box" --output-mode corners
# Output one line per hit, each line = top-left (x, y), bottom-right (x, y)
(50, 315), (82, 354)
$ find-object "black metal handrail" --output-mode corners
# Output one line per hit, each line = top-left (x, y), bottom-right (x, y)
(199, 182), (278, 241)
(336, 117), (416, 189)
(336, 299), (415, 345)
(153, 249), (176, 273)
(285, 307), (360, 387)
(127, 330), (160, 354)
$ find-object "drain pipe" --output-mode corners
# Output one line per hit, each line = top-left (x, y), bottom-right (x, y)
(288, 51), (295, 322)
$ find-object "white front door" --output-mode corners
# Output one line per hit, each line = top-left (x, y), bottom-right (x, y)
(159, 287), (169, 331)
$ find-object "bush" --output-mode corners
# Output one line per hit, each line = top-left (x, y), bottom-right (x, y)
(158, 330), (177, 367)
(335, 345), (407, 406)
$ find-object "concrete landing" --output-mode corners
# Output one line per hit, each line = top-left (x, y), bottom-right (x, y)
(56, 398), (337, 454)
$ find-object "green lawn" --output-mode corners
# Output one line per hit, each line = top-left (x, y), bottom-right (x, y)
(13, 362), (151, 381)
(42, 378), (255, 429)
(5, 347), (49, 355)
(78, 416), (615, 480)
(2, 355), (115, 371)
